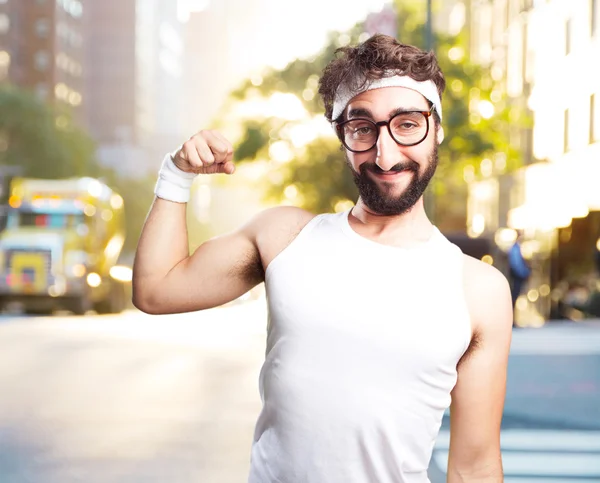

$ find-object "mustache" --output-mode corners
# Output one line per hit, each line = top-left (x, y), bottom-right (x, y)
(359, 160), (419, 174)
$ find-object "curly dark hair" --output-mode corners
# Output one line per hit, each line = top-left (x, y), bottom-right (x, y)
(318, 34), (446, 123)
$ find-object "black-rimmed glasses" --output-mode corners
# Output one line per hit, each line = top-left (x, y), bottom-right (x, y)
(336, 106), (434, 153)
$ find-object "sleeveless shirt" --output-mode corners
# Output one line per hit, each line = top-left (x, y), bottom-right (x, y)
(248, 210), (472, 483)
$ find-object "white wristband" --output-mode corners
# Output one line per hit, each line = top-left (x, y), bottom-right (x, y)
(154, 153), (197, 203)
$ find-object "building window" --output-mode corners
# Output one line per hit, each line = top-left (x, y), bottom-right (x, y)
(564, 109), (570, 153)
(34, 50), (50, 71)
(0, 50), (9, 80)
(71, 1), (83, 18)
(0, 13), (9, 34)
(35, 18), (50, 38)
(36, 83), (49, 100)
(54, 82), (68, 101)
(566, 18), (572, 55)
(68, 90), (81, 106)
(69, 31), (82, 49)
(60, 0), (83, 18)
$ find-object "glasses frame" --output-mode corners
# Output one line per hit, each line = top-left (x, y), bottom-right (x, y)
(335, 105), (435, 153)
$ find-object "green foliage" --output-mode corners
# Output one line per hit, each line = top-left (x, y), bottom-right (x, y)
(266, 137), (357, 214)
(104, 173), (155, 253)
(0, 85), (95, 178)
(235, 121), (271, 161)
(0, 85), (153, 254)
(223, 3), (526, 229)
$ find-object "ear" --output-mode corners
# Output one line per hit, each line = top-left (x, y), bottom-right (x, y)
(436, 126), (445, 144)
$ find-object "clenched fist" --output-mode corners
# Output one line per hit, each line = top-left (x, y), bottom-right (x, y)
(173, 130), (235, 175)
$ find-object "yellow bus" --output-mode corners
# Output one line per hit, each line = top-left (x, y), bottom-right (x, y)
(0, 177), (130, 315)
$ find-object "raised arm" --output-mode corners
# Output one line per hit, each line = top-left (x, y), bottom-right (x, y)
(447, 257), (513, 482)
(132, 130), (263, 315)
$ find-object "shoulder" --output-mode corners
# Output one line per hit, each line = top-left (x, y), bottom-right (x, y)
(248, 205), (316, 228)
(245, 205), (317, 241)
(462, 254), (512, 334)
(244, 206), (318, 267)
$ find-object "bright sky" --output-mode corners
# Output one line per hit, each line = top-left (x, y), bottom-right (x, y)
(179, 0), (392, 70)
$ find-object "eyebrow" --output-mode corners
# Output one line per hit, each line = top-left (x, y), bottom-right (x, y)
(347, 106), (429, 120)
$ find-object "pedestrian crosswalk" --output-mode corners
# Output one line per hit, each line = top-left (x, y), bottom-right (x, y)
(431, 429), (600, 482)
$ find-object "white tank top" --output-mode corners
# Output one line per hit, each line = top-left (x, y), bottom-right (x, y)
(249, 210), (472, 483)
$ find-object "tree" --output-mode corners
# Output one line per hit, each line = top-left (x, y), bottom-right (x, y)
(218, 3), (526, 231)
(92, 169), (155, 254)
(0, 85), (153, 254)
(0, 86), (95, 178)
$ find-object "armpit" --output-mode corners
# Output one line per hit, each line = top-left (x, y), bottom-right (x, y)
(457, 330), (481, 369)
(235, 248), (265, 285)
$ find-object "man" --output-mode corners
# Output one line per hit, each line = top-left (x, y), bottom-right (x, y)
(507, 231), (531, 319)
(133, 34), (513, 483)
(594, 236), (600, 276)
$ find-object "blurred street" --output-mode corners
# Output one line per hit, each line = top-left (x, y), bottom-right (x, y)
(1, 0), (600, 481)
(0, 300), (599, 483)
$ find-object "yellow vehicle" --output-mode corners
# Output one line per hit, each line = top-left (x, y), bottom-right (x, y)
(0, 177), (130, 315)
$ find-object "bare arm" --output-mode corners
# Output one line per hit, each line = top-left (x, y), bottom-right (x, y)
(447, 258), (513, 482)
(132, 198), (263, 314)
(132, 130), (262, 314)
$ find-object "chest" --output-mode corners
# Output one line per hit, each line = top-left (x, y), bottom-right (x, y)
(265, 248), (470, 381)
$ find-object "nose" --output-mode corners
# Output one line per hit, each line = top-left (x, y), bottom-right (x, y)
(375, 126), (407, 171)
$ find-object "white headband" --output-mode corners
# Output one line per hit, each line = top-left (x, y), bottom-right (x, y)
(332, 75), (442, 121)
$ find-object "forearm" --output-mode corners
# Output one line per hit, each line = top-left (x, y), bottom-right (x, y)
(447, 457), (503, 483)
(447, 473), (503, 483)
(131, 133), (236, 313)
(132, 197), (189, 309)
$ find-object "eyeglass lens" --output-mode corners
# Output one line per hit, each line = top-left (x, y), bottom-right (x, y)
(342, 111), (429, 151)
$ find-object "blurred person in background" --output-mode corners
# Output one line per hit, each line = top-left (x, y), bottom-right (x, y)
(595, 236), (600, 276)
(507, 231), (531, 323)
(132, 34), (512, 483)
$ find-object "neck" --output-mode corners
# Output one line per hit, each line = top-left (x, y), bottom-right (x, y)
(350, 197), (434, 243)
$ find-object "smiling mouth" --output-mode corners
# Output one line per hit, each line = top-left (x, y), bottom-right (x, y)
(370, 169), (414, 178)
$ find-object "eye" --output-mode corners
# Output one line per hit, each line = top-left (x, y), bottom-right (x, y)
(355, 125), (375, 134)
(392, 113), (426, 131)
(345, 121), (376, 137)
(398, 121), (418, 129)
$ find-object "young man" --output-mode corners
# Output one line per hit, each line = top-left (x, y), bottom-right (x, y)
(133, 34), (513, 483)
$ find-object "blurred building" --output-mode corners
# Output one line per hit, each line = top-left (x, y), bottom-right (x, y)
(85, 0), (184, 178)
(84, 0), (136, 145)
(467, 0), (600, 324)
(183, 0), (268, 133)
(136, 0), (185, 162)
(0, 0), (85, 121)
(183, 7), (232, 132)
(182, 0), (390, 132)
(0, 0), (184, 178)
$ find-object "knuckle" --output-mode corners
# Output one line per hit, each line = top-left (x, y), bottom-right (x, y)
(175, 151), (187, 163)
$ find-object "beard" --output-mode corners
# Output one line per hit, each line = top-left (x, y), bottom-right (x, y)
(347, 144), (438, 216)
